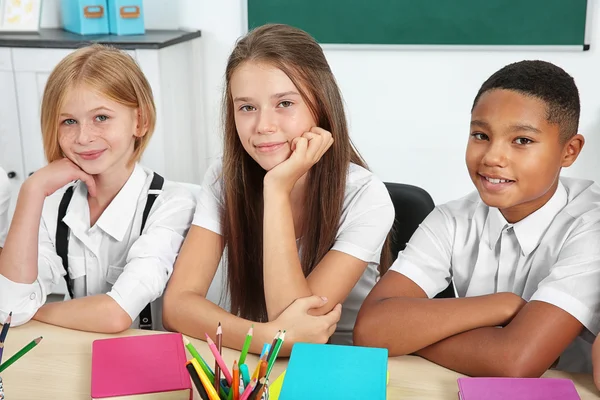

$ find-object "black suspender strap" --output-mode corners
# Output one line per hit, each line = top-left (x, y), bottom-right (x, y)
(138, 172), (164, 330)
(55, 172), (164, 330)
(56, 186), (75, 300)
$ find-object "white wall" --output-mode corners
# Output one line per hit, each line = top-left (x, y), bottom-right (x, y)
(39, 1), (600, 204)
(183, 1), (600, 205)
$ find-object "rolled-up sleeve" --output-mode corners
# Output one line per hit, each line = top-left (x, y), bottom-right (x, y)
(531, 220), (600, 336)
(106, 189), (195, 321)
(0, 213), (65, 326)
(331, 180), (395, 265)
(192, 160), (223, 235)
(390, 206), (455, 298)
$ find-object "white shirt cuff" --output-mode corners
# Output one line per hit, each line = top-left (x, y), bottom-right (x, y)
(0, 274), (46, 326)
(392, 259), (442, 298)
(192, 215), (221, 235)
(331, 241), (379, 264)
(106, 283), (155, 322)
(531, 286), (600, 335)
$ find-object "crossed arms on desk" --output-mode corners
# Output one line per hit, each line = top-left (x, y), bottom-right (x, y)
(354, 270), (583, 378)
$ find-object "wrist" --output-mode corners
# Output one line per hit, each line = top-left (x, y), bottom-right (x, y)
(21, 177), (47, 200)
(263, 180), (292, 199)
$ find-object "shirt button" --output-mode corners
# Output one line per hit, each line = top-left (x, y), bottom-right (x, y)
(30, 293), (36, 300)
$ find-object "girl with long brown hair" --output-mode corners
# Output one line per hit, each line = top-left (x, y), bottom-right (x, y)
(164, 24), (393, 354)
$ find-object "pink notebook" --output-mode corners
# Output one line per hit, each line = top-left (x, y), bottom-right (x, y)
(91, 333), (192, 400)
(457, 377), (580, 400)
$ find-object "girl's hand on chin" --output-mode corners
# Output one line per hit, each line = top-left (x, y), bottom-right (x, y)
(25, 158), (97, 198)
(263, 127), (334, 194)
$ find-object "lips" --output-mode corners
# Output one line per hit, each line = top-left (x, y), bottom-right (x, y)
(77, 149), (105, 161)
(478, 173), (515, 192)
(255, 142), (286, 153)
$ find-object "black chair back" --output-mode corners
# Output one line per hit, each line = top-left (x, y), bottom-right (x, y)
(384, 182), (455, 299)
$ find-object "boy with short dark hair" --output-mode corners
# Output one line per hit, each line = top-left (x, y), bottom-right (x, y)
(355, 60), (600, 376)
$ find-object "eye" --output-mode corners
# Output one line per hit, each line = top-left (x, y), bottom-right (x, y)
(62, 119), (77, 126)
(278, 101), (293, 108)
(95, 115), (109, 122)
(514, 137), (533, 145)
(239, 105), (256, 112)
(470, 132), (489, 141)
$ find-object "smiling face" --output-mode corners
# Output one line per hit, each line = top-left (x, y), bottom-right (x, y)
(229, 61), (317, 171)
(466, 89), (579, 222)
(57, 84), (141, 176)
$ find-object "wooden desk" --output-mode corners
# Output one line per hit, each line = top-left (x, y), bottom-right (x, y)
(2, 321), (599, 399)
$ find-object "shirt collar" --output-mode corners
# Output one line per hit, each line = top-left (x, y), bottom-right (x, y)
(96, 163), (148, 242)
(486, 180), (568, 256)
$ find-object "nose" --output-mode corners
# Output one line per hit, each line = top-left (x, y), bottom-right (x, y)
(74, 122), (96, 145)
(257, 109), (277, 135)
(481, 140), (508, 168)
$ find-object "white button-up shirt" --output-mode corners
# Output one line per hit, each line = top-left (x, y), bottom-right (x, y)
(0, 166), (10, 247)
(0, 164), (196, 329)
(391, 178), (600, 373)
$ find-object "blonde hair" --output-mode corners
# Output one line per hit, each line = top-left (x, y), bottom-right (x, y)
(41, 44), (156, 163)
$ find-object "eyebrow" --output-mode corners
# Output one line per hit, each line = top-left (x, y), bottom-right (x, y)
(233, 91), (301, 103)
(59, 107), (114, 117)
(470, 120), (490, 129)
(470, 120), (542, 134)
(508, 123), (542, 134)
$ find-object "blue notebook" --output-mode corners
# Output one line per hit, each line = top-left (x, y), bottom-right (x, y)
(279, 343), (388, 400)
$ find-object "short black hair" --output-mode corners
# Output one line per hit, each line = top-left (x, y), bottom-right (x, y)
(472, 60), (580, 142)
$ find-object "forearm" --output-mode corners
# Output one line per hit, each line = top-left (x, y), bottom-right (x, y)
(32, 294), (132, 333)
(354, 294), (513, 355)
(0, 183), (45, 283)
(163, 291), (284, 355)
(263, 188), (311, 320)
(416, 327), (540, 377)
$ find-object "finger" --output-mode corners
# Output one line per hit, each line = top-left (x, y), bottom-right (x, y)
(297, 295), (328, 310)
(301, 132), (323, 160)
(309, 127), (331, 136)
(291, 136), (308, 156)
(75, 171), (97, 197)
(324, 303), (342, 324)
(327, 322), (337, 337)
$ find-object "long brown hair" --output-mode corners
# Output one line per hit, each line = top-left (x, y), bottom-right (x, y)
(221, 24), (391, 322)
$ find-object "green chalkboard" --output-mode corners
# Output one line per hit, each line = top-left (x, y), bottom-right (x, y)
(247, 0), (589, 48)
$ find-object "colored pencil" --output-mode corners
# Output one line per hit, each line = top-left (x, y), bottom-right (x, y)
(187, 362), (209, 400)
(251, 351), (268, 380)
(206, 334), (233, 385)
(265, 331), (285, 379)
(0, 336), (42, 373)
(191, 358), (220, 400)
(267, 331), (280, 360)
(258, 358), (267, 381)
(229, 360), (239, 400)
(183, 336), (229, 399)
(0, 312), (12, 343)
(240, 363), (251, 387)
(238, 325), (253, 365)
(183, 336), (215, 379)
(239, 378), (257, 400)
(249, 377), (267, 400)
(214, 323), (222, 392)
(259, 343), (270, 359)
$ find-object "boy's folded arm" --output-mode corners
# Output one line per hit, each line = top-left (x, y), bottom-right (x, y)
(415, 300), (584, 377)
(354, 271), (525, 355)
